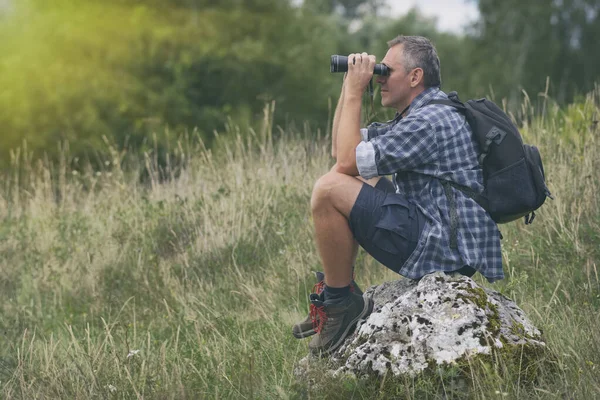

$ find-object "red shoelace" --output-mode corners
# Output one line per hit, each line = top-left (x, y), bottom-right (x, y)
(309, 276), (355, 333)
(310, 280), (325, 331)
(313, 280), (325, 294)
(310, 302), (327, 333)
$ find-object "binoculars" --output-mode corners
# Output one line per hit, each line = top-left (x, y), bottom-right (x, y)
(330, 55), (390, 76)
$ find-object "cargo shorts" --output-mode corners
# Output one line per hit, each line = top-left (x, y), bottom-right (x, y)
(348, 178), (425, 273)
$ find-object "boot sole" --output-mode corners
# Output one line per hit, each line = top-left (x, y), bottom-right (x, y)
(292, 328), (317, 339)
(316, 294), (374, 356)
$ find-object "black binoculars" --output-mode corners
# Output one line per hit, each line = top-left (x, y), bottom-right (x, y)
(330, 55), (390, 76)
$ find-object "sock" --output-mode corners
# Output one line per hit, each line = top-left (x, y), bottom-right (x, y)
(323, 284), (351, 304)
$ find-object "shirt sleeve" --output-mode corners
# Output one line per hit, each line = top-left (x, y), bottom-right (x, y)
(356, 141), (377, 178)
(357, 115), (438, 178)
(360, 128), (369, 142)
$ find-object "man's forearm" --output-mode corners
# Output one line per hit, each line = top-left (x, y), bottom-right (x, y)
(334, 92), (362, 175)
(331, 82), (345, 158)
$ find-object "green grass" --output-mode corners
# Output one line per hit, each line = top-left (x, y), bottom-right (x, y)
(1, 91), (600, 399)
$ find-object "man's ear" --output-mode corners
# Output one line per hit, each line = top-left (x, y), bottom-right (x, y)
(410, 68), (424, 87)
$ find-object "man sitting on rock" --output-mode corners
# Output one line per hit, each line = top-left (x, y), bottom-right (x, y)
(292, 35), (503, 356)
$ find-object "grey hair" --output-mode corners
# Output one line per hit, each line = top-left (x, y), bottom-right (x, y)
(387, 35), (441, 88)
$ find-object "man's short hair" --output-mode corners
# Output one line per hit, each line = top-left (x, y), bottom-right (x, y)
(387, 35), (441, 88)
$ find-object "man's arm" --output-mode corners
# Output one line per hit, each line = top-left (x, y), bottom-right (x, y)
(331, 75), (346, 159)
(334, 89), (362, 175)
(335, 52), (375, 176)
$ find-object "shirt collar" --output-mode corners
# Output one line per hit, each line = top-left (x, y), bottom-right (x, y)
(404, 86), (441, 117)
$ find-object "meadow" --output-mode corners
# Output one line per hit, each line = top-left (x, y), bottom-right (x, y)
(1, 90), (600, 399)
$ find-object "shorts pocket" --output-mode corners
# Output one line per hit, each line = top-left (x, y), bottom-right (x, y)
(370, 194), (412, 254)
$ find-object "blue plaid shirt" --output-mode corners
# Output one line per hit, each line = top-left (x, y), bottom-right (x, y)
(356, 87), (503, 282)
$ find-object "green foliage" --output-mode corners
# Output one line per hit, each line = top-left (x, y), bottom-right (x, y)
(302, 0), (385, 19)
(0, 0), (344, 168)
(1, 0), (599, 176)
(472, 0), (600, 105)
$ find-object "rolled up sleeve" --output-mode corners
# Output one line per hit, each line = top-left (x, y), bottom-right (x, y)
(355, 141), (378, 179)
(360, 128), (369, 142)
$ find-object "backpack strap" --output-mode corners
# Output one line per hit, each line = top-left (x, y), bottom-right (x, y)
(430, 94), (490, 210)
(446, 181), (489, 211)
(433, 95), (494, 250)
(428, 99), (465, 109)
(429, 92), (466, 109)
(430, 95), (488, 165)
(441, 180), (492, 252)
(441, 181), (459, 250)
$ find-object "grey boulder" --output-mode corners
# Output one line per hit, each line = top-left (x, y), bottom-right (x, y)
(298, 272), (545, 378)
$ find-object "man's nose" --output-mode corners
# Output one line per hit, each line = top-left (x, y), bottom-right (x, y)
(376, 75), (387, 84)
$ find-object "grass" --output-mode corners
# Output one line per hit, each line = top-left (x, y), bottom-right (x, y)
(1, 89), (600, 399)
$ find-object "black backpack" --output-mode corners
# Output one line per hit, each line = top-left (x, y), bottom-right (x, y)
(430, 91), (553, 225)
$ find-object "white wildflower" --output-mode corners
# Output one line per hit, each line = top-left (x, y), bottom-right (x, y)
(127, 349), (140, 358)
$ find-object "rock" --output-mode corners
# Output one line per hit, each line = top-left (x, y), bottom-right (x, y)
(296, 272), (545, 378)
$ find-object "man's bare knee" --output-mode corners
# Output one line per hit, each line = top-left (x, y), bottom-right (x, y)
(311, 172), (338, 212)
(311, 171), (364, 217)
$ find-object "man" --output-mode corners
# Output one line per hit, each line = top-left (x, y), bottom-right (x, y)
(293, 35), (503, 355)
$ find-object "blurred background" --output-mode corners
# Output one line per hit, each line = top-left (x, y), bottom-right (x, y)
(0, 0), (599, 169)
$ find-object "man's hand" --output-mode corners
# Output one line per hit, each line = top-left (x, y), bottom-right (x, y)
(344, 52), (376, 98)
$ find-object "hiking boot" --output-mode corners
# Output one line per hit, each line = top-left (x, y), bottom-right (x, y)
(308, 292), (373, 356)
(292, 292), (323, 339)
(291, 272), (363, 339)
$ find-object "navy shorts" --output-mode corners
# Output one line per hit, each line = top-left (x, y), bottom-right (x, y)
(348, 178), (425, 274)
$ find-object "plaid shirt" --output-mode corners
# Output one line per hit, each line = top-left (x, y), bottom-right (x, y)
(356, 87), (503, 282)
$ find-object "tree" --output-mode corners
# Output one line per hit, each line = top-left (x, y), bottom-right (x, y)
(302, 0), (386, 19)
(471, 0), (600, 105)
(0, 0), (346, 167)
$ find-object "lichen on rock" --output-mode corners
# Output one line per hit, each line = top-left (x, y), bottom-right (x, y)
(296, 272), (545, 379)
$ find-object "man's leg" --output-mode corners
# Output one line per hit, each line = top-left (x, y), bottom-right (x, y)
(311, 170), (380, 289)
(306, 169), (380, 354)
(291, 171), (379, 340)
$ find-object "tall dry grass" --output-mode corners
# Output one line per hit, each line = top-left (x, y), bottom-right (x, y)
(0, 91), (599, 398)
